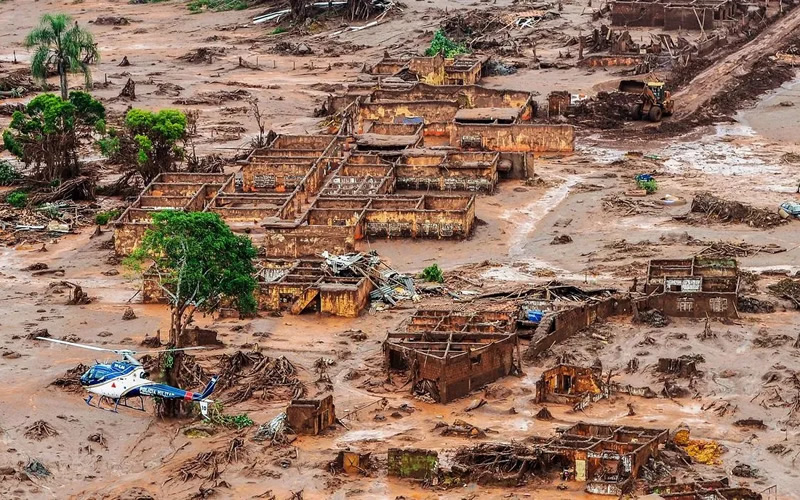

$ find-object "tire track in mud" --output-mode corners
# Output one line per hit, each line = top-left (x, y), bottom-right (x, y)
(672, 6), (800, 120)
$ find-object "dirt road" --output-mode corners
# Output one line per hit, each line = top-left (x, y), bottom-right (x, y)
(672, 6), (800, 120)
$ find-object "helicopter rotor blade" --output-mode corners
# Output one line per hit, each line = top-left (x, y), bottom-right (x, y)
(36, 337), (117, 353)
(135, 347), (209, 354)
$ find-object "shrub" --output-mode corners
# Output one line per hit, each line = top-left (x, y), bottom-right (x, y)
(425, 30), (468, 58)
(95, 209), (121, 225)
(0, 161), (19, 185)
(421, 263), (444, 283)
(6, 190), (28, 208)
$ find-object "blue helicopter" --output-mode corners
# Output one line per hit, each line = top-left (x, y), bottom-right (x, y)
(38, 337), (218, 417)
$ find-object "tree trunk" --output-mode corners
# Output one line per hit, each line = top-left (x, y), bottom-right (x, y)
(162, 304), (186, 418)
(59, 61), (68, 101)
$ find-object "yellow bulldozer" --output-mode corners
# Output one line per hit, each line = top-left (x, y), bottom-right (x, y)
(619, 80), (675, 122)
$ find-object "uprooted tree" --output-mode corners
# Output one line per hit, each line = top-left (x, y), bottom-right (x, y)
(2, 91), (105, 183)
(25, 13), (99, 100)
(100, 108), (188, 188)
(124, 211), (257, 416)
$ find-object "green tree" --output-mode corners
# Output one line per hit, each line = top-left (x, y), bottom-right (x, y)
(2, 91), (105, 182)
(125, 210), (257, 344)
(118, 109), (187, 184)
(25, 13), (99, 100)
(125, 211), (257, 417)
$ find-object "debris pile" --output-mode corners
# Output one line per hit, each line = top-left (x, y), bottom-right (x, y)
(319, 251), (418, 308)
(216, 351), (305, 404)
(768, 279), (800, 308)
(178, 47), (226, 64)
(174, 89), (251, 106)
(450, 442), (541, 485)
(24, 420), (59, 440)
(50, 363), (89, 392)
(694, 240), (785, 258)
(690, 193), (785, 228)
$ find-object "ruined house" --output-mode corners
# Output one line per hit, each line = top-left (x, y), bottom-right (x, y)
(384, 309), (521, 403)
(641, 257), (740, 318)
(286, 395), (336, 435)
(368, 53), (486, 86)
(448, 423), (669, 495)
(647, 478), (763, 499)
(543, 423), (669, 495)
(610, 0), (738, 30)
(535, 364), (603, 405)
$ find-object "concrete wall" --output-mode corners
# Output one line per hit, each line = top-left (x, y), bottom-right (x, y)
(451, 123), (575, 153)
(611, 1), (666, 27)
(527, 298), (633, 358)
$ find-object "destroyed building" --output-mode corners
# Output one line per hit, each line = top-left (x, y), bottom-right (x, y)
(641, 257), (740, 318)
(384, 309), (521, 403)
(535, 364), (603, 405)
(367, 53), (486, 86)
(286, 395), (336, 435)
(610, 0), (738, 30)
(647, 478), (763, 499)
(449, 423), (669, 495)
(543, 423), (669, 495)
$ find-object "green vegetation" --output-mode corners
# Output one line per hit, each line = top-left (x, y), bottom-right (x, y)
(421, 263), (444, 283)
(119, 109), (187, 184)
(3, 91), (105, 182)
(213, 412), (255, 429)
(25, 13), (99, 100)
(6, 191), (28, 208)
(94, 209), (121, 225)
(187, 0), (249, 12)
(636, 177), (658, 194)
(0, 161), (20, 185)
(125, 210), (258, 345)
(424, 30), (468, 58)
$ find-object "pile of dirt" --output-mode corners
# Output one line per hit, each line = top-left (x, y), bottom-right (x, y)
(690, 192), (784, 228)
(50, 363), (89, 392)
(568, 92), (640, 129)
(178, 47), (226, 64)
(174, 89), (250, 105)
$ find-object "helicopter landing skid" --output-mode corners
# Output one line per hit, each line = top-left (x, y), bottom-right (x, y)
(86, 394), (146, 414)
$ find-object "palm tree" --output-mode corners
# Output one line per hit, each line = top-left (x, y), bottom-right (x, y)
(24, 14), (99, 100)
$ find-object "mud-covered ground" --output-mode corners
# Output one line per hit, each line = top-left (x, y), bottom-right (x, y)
(1, 0), (800, 499)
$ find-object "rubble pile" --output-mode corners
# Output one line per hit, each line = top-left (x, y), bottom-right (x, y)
(216, 351), (305, 404)
(690, 192), (785, 228)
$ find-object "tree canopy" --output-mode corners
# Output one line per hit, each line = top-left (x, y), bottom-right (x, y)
(2, 91), (105, 181)
(25, 13), (99, 100)
(126, 211), (258, 344)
